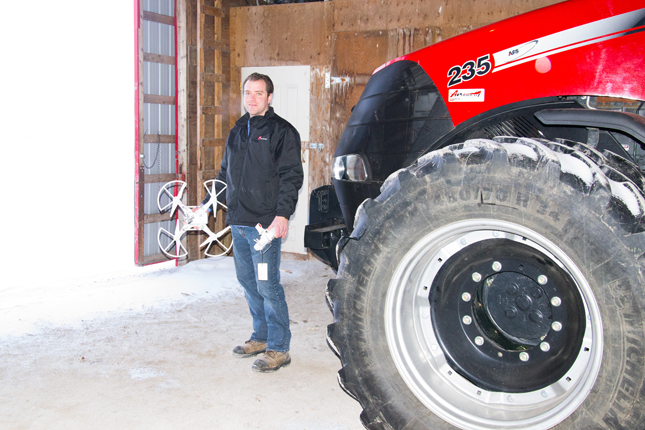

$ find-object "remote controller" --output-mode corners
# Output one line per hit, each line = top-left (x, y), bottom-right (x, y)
(254, 223), (275, 251)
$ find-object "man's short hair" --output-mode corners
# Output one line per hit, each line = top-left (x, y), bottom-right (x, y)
(243, 73), (274, 95)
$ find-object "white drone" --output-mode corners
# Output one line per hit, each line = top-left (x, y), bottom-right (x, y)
(156, 180), (232, 259)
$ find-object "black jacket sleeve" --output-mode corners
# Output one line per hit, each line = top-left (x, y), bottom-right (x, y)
(275, 125), (303, 220)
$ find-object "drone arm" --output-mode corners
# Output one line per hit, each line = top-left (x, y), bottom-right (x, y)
(202, 179), (228, 214)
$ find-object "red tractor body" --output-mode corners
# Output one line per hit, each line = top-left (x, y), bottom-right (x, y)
(390, 0), (645, 125)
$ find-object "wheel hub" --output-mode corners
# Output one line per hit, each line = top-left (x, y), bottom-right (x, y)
(431, 238), (586, 392)
(479, 271), (551, 348)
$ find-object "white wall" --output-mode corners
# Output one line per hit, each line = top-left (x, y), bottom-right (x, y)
(2, 1), (137, 287)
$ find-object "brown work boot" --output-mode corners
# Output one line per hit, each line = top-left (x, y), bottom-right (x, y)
(252, 350), (291, 372)
(232, 340), (267, 357)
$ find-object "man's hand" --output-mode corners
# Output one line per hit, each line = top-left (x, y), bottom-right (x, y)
(268, 216), (289, 239)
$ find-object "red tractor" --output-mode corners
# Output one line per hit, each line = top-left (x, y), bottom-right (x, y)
(304, 1), (645, 428)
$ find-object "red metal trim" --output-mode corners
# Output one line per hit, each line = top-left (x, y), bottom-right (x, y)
(134, 0), (141, 266)
(174, 1), (179, 179)
(174, 0), (179, 268)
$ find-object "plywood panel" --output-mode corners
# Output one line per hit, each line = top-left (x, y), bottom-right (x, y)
(330, 30), (391, 166)
(333, 30), (389, 77)
(330, 0), (563, 33)
(331, 0), (389, 32)
(230, 0), (564, 75)
(232, 2), (332, 68)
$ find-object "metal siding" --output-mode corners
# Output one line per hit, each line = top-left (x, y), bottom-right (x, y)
(139, 0), (177, 261)
(149, 181), (181, 214)
(143, 0), (174, 16)
(143, 103), (176, 135)
(147, 141), (174, 173)
(143, 175), (177, 216)
(143, 62), (175, 96)
(144, 220), (175, 257)
(144, 182), (162, 215)
(142, 20), (175, 57)
(143, 62), (174, 96)
(143, 141), (175, 177)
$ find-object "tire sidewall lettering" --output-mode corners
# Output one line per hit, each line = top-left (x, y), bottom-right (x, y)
(432, 184), (569, 229)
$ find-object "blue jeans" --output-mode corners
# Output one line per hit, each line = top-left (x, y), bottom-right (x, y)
(231, 225), (291, 352)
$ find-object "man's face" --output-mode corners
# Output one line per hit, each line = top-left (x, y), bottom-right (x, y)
(243, 79), (273, 117)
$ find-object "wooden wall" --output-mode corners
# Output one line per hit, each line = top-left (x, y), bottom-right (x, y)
(177, 0), (233, 261)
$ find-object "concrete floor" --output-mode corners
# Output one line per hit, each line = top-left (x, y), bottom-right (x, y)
(0, 258), (363, 430)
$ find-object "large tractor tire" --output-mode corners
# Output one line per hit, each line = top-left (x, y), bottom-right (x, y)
(327, 137), (645, 430)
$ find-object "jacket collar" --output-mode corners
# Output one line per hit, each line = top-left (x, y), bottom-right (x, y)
(236, 106), (275, 127)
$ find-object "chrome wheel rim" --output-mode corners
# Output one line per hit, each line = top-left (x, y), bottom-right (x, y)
(384, 219), (603, 430)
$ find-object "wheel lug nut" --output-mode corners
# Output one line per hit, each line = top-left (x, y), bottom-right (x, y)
(474, 336), (484, 346)
(540, 342), (551, 352)
(505, 307), (518, 319)
(462, 315), (472, 325)
(461, 292), (472, 302)
(538, 275), (548, 285)
(551, 296), (561, 307)
(519, 352), (530, 362)
(492, 261), (502, 271)
(552, 321), (563, 331)
(506, 284), (519, 295)
(472, 272), (482, 282)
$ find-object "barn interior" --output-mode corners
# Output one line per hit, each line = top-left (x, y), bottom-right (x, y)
(3, 1), (579, 428)
(135, 0), (563, 266)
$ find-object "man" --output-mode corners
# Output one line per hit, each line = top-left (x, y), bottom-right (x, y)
(202, 73), (303, 372)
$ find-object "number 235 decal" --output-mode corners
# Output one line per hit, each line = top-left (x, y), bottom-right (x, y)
(447, 54), (492, 87)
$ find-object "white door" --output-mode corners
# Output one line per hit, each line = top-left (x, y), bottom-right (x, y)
(241, 66), (310, 254)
